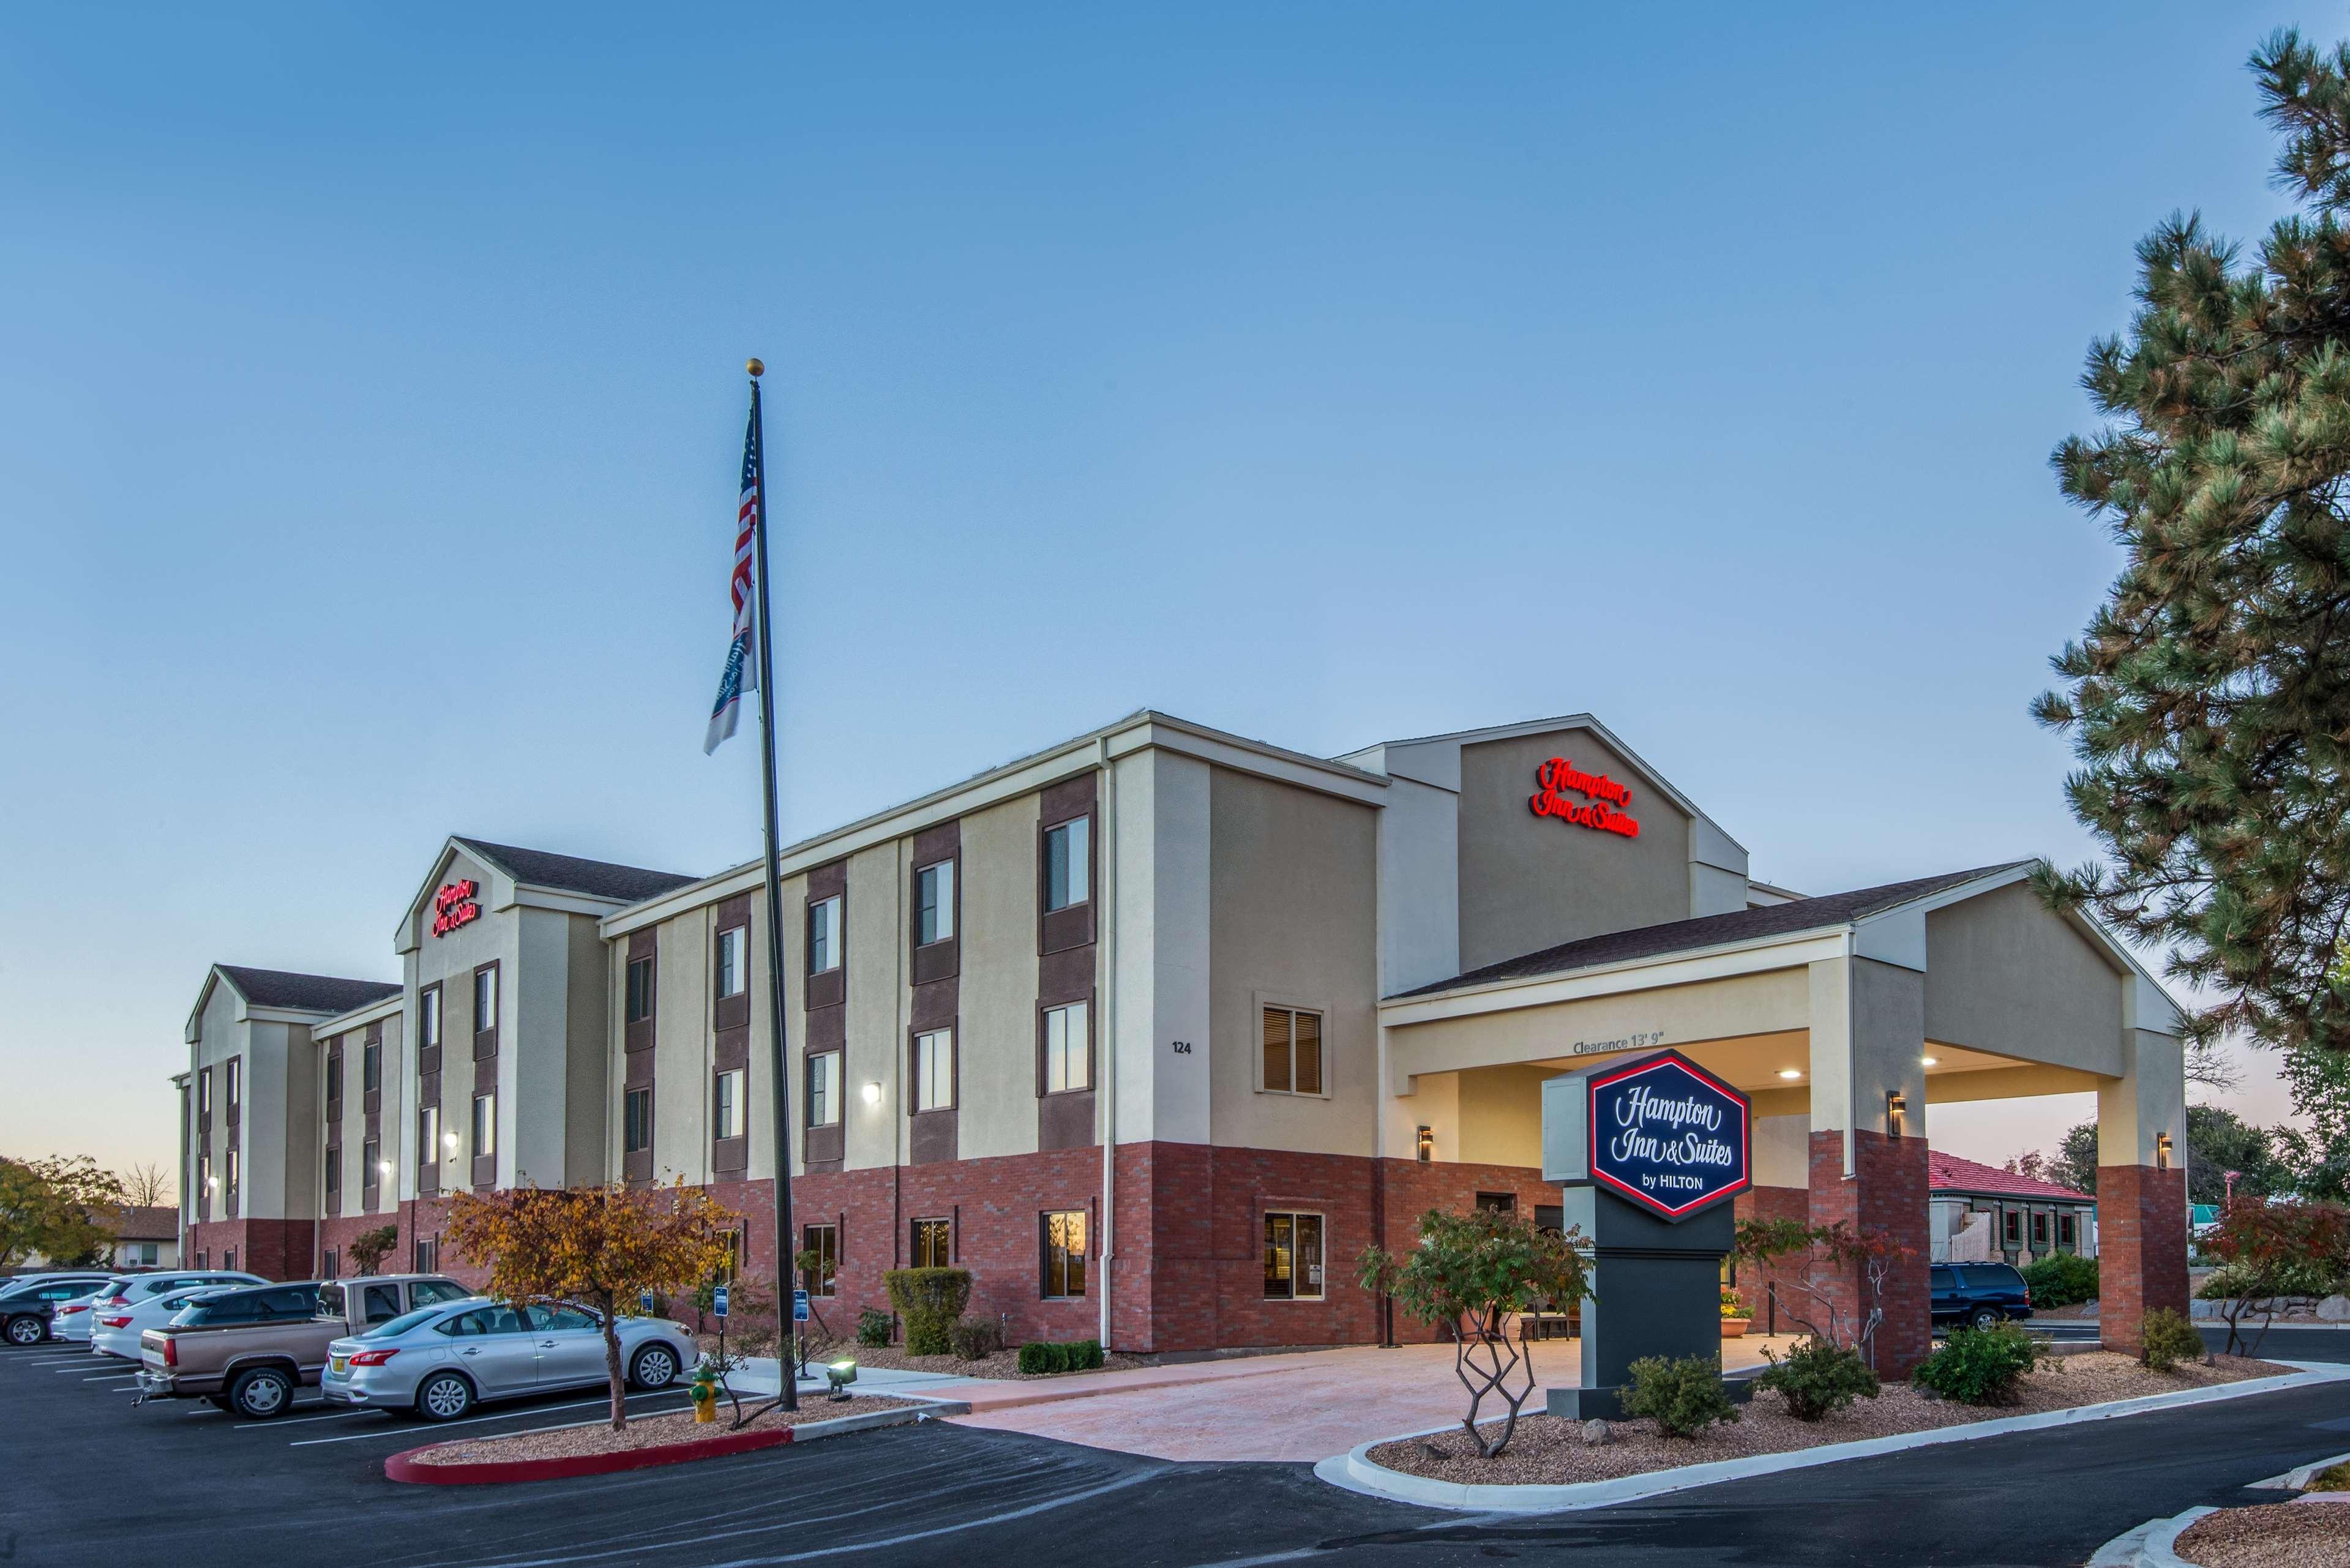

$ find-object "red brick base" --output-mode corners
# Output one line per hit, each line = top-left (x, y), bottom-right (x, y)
(1808, 1130), (1932, 1376)
(2095, 1163), (2189, 1356)
(317, 1212), (403, 1279)
(183, 1219), (313, 1281)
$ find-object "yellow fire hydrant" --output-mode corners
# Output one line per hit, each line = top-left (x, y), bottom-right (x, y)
(690, 1362), (719, 1424)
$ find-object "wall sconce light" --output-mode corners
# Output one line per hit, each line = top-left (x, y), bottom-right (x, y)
(2156, 1132), (2173, 1170)
(376, 1160), (394, 1178)
(205, 1176), (219, 1190)
(1777, 1069), (1802, 1081)
(1415, 1126), (1434, 1163)
(1919, 1055), (1939, 1067)
(1885, 1090), (1907, 1138)
(861, 1081), (883, 1107)
(443, 1132), (459, 1154)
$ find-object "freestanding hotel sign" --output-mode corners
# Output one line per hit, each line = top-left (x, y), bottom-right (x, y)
(1543, 1049), (1751, 1419)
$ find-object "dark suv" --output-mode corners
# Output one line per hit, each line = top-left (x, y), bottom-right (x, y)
(1929, 1262), (2033, 1332)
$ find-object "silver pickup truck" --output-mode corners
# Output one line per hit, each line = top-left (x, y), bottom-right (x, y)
(138, 1274), (468, 1419)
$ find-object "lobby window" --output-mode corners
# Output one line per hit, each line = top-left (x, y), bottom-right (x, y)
(714, 1069), (744, 1141)
(321, 1249), (339, 1280)
(915, 861), (955, 946)
(717, 925), (747, 999)
(1263, 1212), (1325, 1301)
(801, 1223), (838, 1296)
(1043, 1001), (1089, 1094)
(1041, 1209), (1087, 1299)
(325, 1052), (342, 1107)
(624, 1089), (653, 1154)
(1260, 1007), (1324, 1096)
(1475, 1192), (1517, 1214)
(473, 1092), (496, 1159)
(225, 1056), (242, 1113)
(912, 1028), (954, 1112)
(807, 895), (842, 975)
(419, 1105), (440, 1167)
(362, 1039), (381, 1094)
(414, 1236), (438, 1274)
(324, 1148), (341, 1204)
(223, 1247), (237, 1273)
(806, 1052), (839, 1127)
(911, 1216), (951, 1269)
(1044, 816), (1090, 911)
(626, 956), (654, 1023)
(474, 966), (497, 1032)
(420, 987), (441, 1050)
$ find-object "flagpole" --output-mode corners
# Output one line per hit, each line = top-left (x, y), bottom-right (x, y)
(746, 357), (798, 1411)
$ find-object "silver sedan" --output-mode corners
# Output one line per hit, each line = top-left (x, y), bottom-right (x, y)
(321, 1297), (695, 1422)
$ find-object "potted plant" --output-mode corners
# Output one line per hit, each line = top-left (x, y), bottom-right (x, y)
(1720, 1286), (1752, 1338)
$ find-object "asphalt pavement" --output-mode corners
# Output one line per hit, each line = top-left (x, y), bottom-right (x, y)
(5, 1335), (2347, 1567)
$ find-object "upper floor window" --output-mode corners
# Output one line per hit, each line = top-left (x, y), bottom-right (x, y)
(806, 1051), (840, 1128)
(225, 1056), (242, 1111)
(323, 1148), (340, 1200)
(324, 1052), (342, 1105)
(419, 1105), (440, 1167)
(717, 925), (747, 999)
(915, 861), (955, 946)
(1044, 817), (1090, 912)
(473, 1091), (496, 1159)
(1044, 1001), (1089, 1094)
(474, 966), (497, 1031)
(626, 955), (654, 1023)
(624, 1088), (652, 1154)
(361, 1138), (380, 1188)
(912, 1028), (954, 1112)
(1260, 1007), (1324, 1096)
(225, 1147), (240, 1200)
(198, 1067), (212, 1118)
(714, 1069), (744, 1141)
(362, 1039), (381, 1094)
(807, 895), (842, 975)
(420, 987), (442, 1050)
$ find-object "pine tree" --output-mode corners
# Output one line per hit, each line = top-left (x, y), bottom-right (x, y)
(2037, 28), (2350, 1066)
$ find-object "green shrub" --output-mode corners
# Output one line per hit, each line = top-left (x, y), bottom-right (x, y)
(855, 1308), (892, 1348)
(883, 1267), (973, 1356)
(1017, 1341), (1065, 1374)
(1066, 1338), (1104, 1371)
(2021, 1253), (2100, 1310)
(1720, 1287), (1747, 1320)
(2139, 1307), (2204, 1373)
(1912, 1321), (2049, 1406)
(1621, 1354), (1738, 1438)
(949, 1318), (1001, 1361)
(1753, 1337), (1879, 1421)
(2198, 1258), (2346, 1301)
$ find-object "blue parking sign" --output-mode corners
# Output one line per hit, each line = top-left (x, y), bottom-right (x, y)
(639, 1289), (655, 1313)
(713, 1285), (730, 1318)
(793, 1288), (809, 1322)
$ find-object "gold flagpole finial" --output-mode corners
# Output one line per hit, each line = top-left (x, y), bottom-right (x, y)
(746, 357), (765, 378)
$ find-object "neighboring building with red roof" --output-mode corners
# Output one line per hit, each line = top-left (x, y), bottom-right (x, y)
(1928, 1148), (2095, 1265)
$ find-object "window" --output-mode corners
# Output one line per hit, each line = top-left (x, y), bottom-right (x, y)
(420, 987), (441, 1050)
(200, 1154), (212, 1206)
(1042, 1209), (1087, 1298)
(223, 1247), (238, 1273)
(1260, 1007), (1324, 1096)
(414, 1237), (440, 1273)
(717, 925), (747, 999)
(719, 1226), (744, 1284)
(321, 1249), (339, 1280)
(624, 1089), (652, 1154)
(2002, 1209), (2021, 1245)
(362, 1039), (381, 1094)
(913, 1028), (954, 1112)
(1043, 1002), (1089, 1093)
(474, 966), (497, 1031)
(325, 1052), (342, 1105)
(225, 1148), (239, 1201)
(362, 1138), (380, 1188)
(225, 1056), (242, 1111)
(807, 895), (842, 974)
(324, 1148), (341, 1202)
(419, 1105), (440, 1167)
(911, 1217), (951, 1268)
(1263, 1212), (1325, 1301)
(626, 956), (654, 1023)
(198, 1068), (212, 1118)
(528, 1303), (599, 1331)
(806, 1052), (839, 1127)
(2059, 1212), (2078, 1249)
(136, 1242), (157, 1266)
(801, 1223), (838, 1296)
(1475, 1192), (1517, 1214)
(472, 1092), (496, 1159)
(363, 1284), (403, 1324)
(714, 1070), (744, 1141)
(915, 861), (955, 945)
(2031, 1211), (2049, 1247)
(1044, 816), (1090, 911)
(413, 1279), (468, 1307)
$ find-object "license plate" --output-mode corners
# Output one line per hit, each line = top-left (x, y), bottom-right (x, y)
(330, 1356), (348, 1374)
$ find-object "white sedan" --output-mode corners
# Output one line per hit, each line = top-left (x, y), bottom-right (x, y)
(89, 1285), (236, 1360)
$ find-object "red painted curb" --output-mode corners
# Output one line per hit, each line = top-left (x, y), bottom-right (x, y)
(386, 1424), (794, 1485)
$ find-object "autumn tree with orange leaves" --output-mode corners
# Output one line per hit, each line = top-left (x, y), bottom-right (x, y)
(443, 1181), (739, 1430)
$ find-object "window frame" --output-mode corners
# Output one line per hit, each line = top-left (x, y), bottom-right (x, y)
(801, 1223), (839, 1297)
(806, 1051), (840, 1129)
(623, 1088), (653, 1154)
(1256, 1001), (1328, 1098)
(911, 1027), (955, 1113)
(1043, 815), (1091, 913)
(360, 1137), (380, 1198)
(1262, 1210), (1327, 1302)
(362, 1038), (381, 1094)
(1041, 1000), (1091, 1095)
(419, 985), (442, 1051)
(419, 1104), (440, 1170)
(474, 964), (498, 1038)
(224, 1147), (240, 1203)
(1041, 1209), (1088, 1299)
(915, 859), (956, 947)
(323, 1146), (342, 1203)
(324, 1050), (342, 1107)
(713, 1068), (745, 1142)
(225, 1056), (242, 1111)
(910, 1216), (952, 1269)
(472, 1091), (497, 1159)
(716, 925), (748, 999)
(625, 955), (655, 1024)
(807, 894), (843, 976)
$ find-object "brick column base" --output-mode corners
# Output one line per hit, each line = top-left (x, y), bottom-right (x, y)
(1808, 1130), (1932, 1376)
(2095, 1163), (2188, 1356)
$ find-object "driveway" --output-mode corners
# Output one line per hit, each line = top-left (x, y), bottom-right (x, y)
(949, 1333), (1803, 1460)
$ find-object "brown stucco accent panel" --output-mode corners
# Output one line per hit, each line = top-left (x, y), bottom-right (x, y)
(805, 1005), (845, 1051)
(715, 1023), (749, 1073)
(908, 1108), (957, 1165)
(1038, 1089), (1096, 1151)
(1039, 944), (1093, 1007)
(804, 1121), (844, 1170)
(713, 1133), (749, 1176)
(624, 928), (656, 1054)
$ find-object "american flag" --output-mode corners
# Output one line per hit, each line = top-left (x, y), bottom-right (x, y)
(704, 397), (760, 755)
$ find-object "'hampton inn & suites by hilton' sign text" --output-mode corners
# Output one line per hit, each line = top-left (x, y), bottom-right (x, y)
(1528, 756), (1640, 838)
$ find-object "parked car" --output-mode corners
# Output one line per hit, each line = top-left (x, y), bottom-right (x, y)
(91, 1285), (239, 1360)
(0, 1275), (113, 1345)
(1929, 1261), (2034, 1332)
(137, 1274), (462, 1419)
(69, 1271), (266, 1348)
(323, 1298), (694, 1422)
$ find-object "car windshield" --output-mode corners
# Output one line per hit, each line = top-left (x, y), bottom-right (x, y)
(362, 1305), (449, 1339)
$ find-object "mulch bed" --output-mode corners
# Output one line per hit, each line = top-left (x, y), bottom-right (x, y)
(2177, 1504), (2350, 1568)
(409, 1395), (920, 1466)
(1366, 1353), (2283, 1487)
(703, 1338), (1149, 1381)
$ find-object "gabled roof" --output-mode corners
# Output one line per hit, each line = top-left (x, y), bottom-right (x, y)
(100, 1206), (180, 1242)
(449, 838), (698, 904)
(215, 965), (401, 1015)
(1928, 1149), (2093, 1204)
(1391, 863), (2034, 999)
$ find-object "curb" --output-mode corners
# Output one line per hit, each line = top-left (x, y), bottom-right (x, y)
(1316, 1364), (2350, 1514)
(2086, 1507), (2217, 1568)
(384, 1398), (970, 1485)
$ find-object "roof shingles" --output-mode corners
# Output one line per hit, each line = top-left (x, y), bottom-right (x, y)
(217, 966), (400, 1015)
(1927, 1149), (2092, 1203)
(453, 838), (698, 904)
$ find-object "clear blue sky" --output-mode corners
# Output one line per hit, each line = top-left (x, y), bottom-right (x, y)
(0, 2), (2307, 1183)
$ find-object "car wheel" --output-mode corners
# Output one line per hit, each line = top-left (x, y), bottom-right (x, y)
(416, 1371), (475, 1422)
(629, 1344), (679, 1391)
(228, 1366), (294, 1420)
(3, 1315), (44, 1346)
(1969, 1306), (2002, 1332)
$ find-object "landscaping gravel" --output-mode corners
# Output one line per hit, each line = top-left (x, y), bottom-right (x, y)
(410, 1395), (923, 1465)
(2176, 1503), (2350, 1568)
(1366, 1353), (2283, 1487)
